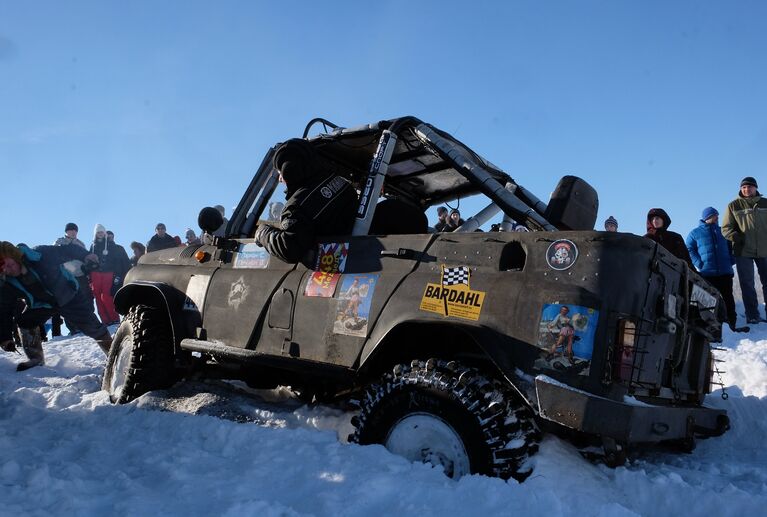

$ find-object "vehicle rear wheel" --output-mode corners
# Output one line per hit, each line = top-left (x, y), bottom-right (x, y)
(102, 304), (177, 404)
(349, 359), (540, 480)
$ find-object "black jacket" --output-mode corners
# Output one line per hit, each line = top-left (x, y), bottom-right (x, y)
(255, 174), (358, 263)
(644, 208), (694, 268)
(0, 281), (20, 342)
(146, 233), (178, 253)
(90, 238), (132, 278)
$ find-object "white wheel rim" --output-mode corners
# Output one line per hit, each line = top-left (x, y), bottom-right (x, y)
(384, 413), (470, 478)
(110, 336), (133, 399)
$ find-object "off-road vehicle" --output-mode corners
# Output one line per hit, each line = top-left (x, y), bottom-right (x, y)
(103, 116), (729, 480)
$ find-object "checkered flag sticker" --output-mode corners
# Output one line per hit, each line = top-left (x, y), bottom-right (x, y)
(441, 266), (470, 286)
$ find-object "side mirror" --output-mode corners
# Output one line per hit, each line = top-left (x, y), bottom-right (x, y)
(198, 207), (224, 234)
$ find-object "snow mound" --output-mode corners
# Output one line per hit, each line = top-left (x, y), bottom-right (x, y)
(0, 326), (766, 515)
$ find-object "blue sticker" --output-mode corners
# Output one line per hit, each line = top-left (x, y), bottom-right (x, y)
(234, 243), (270, 269)
(535, 303), (599, 376)
(333, 274), (379, 337)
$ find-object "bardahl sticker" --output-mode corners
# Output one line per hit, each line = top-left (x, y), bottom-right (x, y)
(233, 243), (270, 269)
(546, 239), (578, 270)
(305, 242), (349, 297)
(419, 265), (485, 321)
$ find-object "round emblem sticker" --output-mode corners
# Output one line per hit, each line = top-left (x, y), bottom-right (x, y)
(546, 239), (578, 270)
(320, 186), (333, 198)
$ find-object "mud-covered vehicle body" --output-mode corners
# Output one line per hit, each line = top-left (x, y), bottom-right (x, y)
(105, 116), (728, 479)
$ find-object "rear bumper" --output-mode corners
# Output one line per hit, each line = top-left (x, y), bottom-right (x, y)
(535, 375), (729, 443)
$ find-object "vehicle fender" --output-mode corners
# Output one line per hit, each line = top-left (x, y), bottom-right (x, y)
(113, 281), (187, 351)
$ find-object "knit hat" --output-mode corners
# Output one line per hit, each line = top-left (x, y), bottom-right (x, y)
(741, 176), (758, 188)
(701, 207), (718, 222)
(94, 223), (106, 237)
(185, 228), (196, 239)
(65, 222), (78, 232)
(0, 241), (23, 263)
(273, 138), (317, 189)
(604, 216), (618, 229)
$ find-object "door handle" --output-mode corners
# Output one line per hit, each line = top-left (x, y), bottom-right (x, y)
(380, 248), (421, 260)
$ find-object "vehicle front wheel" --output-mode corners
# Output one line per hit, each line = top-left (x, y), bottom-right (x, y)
(102, 304), (177, 404)
(349, 359), (540, 480)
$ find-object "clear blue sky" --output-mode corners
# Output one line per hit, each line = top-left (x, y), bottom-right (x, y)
(1, 1), (766, 248)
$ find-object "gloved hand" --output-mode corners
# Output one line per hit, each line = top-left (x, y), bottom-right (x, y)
(254, 224), (274, 247)
(253, 225), (263, 246)
(80, 254), (99, 276)
(111, 276), (122, 296)
(1, 339), (17, 353)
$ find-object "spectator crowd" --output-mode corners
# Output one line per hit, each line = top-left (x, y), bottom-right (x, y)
(0, 210), (227, 371)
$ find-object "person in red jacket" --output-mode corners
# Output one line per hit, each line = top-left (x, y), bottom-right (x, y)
(89, 225), (130, 326)
(644, 208), (694, 268)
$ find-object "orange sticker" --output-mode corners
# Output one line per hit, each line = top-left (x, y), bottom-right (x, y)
(305, 271), (341, 297)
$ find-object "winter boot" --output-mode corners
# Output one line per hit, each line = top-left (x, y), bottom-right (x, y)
(0, 338), (18, 353)
(729, 323), (750, 333)
(17, 327), (44, 371)
(95, 330), (113, 355)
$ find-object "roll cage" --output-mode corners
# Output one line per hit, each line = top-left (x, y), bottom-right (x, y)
(228, 116), (598, 238)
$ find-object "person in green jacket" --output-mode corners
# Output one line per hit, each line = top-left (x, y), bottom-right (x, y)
(721, 177), (767, 324)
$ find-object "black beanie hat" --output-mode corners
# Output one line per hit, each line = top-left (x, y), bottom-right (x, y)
(65, 222), (78, 232)
(741, 176), (758, 188)
(273, 138), (316, 188)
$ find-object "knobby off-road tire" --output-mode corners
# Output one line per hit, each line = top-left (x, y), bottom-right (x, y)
(102, 304), (177, 404)
(349, 359), (540, 481)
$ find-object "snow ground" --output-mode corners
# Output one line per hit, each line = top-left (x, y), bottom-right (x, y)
(1, 325), (766, 517)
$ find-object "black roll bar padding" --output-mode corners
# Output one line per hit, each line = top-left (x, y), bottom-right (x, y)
(299, 115), (556, 231)
(302, 118), (341, 139)
(229, 148), (277, 237)
(385, 115), (422, 135)
(513, 184), (550, 219)
(412, 123), (557, 231)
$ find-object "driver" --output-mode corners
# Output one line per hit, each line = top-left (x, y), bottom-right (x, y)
(255, 138), (357, 263)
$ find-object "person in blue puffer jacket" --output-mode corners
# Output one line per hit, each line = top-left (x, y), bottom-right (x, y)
(686, 207), (748, 333)
(0, 241), (113, 370)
